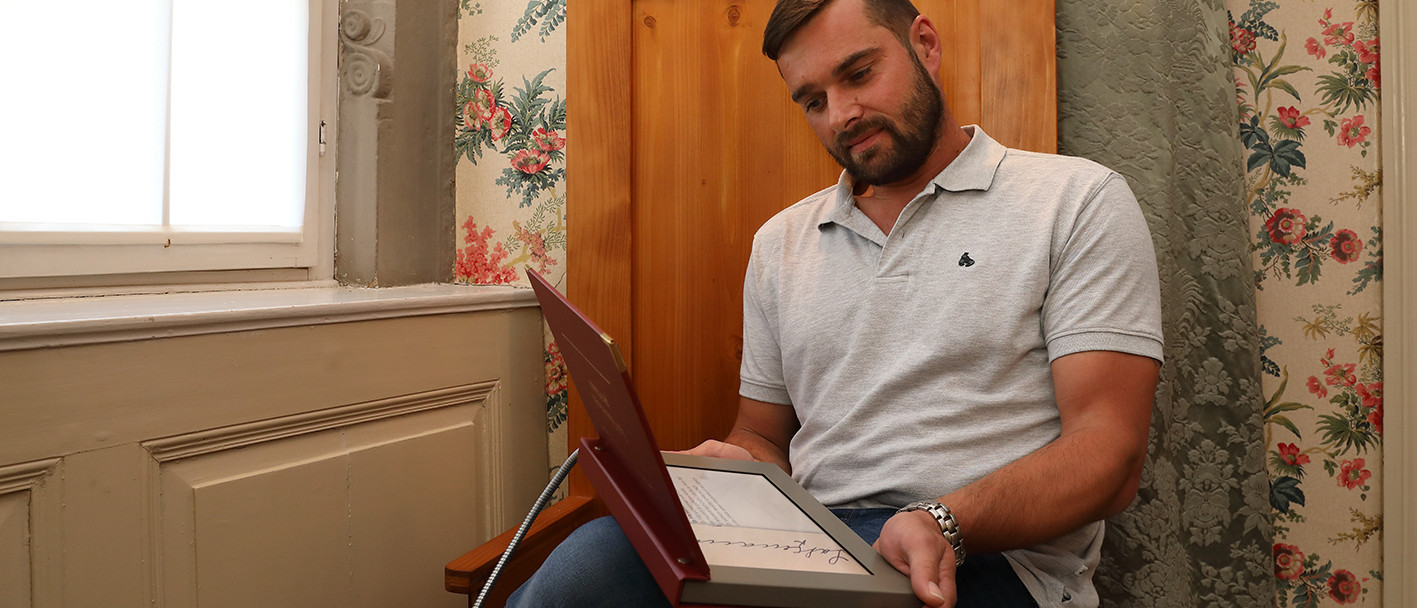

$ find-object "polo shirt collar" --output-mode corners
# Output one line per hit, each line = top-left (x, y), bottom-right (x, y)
(823, 125), (1007, 227)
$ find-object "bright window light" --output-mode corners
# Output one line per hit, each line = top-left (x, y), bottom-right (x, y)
(0, 1), (170, 227)
(169, 0), (308, 230)
(0, 0), (310, 237)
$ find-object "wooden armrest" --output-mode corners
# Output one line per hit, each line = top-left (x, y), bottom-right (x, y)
(444, 495), (599, 604)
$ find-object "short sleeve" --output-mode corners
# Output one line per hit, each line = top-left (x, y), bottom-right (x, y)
(1041, 173), (1165, 362)
(738, 237), (793, 404)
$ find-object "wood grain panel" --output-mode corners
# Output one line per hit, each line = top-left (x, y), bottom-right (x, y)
(979, 0), (1056, 152)
(566, 0), (635, 497)
(630, 0), (843, 451)
(932, 0), (984, 126)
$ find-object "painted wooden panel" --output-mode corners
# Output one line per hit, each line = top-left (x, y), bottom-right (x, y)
(2, 310), (547, 607)
(153, 389), (494, 608)
(0, 492), (31, 607)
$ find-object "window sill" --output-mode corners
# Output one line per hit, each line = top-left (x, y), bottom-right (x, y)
(0, 283), (538, 352)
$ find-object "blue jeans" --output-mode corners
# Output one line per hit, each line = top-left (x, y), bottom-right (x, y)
(505, 509), (1038, 607)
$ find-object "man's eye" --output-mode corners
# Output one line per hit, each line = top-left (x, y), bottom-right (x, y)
(849, 68), (871, 82)
(804, 99), (823, 113)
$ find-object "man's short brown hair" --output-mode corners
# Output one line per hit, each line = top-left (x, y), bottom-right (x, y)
(761, 0), (921, 60)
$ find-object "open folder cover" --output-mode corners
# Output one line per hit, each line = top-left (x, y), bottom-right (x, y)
(528, 270), (917, 608)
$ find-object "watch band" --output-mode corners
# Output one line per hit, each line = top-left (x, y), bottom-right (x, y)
(897, 500), (966, 566)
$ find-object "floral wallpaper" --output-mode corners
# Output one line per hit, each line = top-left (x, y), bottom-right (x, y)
(1229, 0), (1383, 605)
(454, 0), (572, 472)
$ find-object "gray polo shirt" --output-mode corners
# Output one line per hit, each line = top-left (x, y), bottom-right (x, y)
(738, 126), (1163, 608)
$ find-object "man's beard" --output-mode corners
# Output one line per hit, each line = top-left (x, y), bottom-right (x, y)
(827, 55), (944, 187)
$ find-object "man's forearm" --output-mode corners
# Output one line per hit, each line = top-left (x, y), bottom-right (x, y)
(937, 424), (1145, 555)
(724, 428), (792, 473)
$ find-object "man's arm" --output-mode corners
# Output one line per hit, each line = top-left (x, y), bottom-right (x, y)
(681, 396), (799, 474)
(874, 350), (1159, 607)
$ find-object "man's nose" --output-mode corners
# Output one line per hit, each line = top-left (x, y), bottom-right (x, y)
(827, 90), (863, 134)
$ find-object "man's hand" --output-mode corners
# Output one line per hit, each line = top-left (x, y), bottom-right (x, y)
(873, 510), (957, 608)
(674, 440), (755, 461)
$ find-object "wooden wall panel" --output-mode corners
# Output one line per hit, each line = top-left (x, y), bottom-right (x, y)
(979, 0), (1057, 153)
(566, 0), (635, 498)
(630, 0), (843, 451)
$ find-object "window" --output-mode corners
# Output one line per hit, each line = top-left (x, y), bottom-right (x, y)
(0, 0), (335, 288)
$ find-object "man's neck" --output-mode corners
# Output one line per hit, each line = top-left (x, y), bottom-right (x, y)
(852, 121), (972, 235)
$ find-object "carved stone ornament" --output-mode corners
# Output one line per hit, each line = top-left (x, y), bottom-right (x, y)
(340, 8), (393, 98)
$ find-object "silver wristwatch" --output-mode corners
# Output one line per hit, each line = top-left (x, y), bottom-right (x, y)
(897, 500), (966, 566)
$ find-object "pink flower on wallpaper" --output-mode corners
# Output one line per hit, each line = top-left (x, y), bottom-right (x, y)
(454, 216), (519, 285)
(1369, 403), (1383, 434)
(1356, 382), (1382, 408)
(1265, 208), (1307, 245)
(545, 340), (568, 396)
(467, 63), (493, 83)
(513, 221), (557, 274)
(1230, 22), (1256, 54)
(470, 88), (496, 123)
(512, 149), (551, 174)
(1330, 229), (1363, 263)
(1337, 459), (1371, 490)
(1354, 39), (1380, 89)
(1327, 569), (1362, 604)
(1306, 375), (1329, 398)
(462, 101), (485, 131)
(1323, 21), (1355, 46)
(1337, 115), (1370, 147)
(1354, 39), (1379, 65)
(1277, 443), (1310, 467)
(1325, 362), (1357, 387)
(1277, 106), (1310, 129)
(1305, 37), (1326, 59)
(490, 107), (513, 141)
(1274, 543), (1305, 580)
(532, 127), (567, 152)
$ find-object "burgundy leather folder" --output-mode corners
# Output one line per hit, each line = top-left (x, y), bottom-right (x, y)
(528, 270), (710, 602)
(527, 269), (917, 608)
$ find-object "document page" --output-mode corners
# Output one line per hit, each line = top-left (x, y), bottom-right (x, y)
(668, 466), (869, 575)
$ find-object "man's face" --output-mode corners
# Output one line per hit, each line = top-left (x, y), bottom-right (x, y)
(775, 0), (943, 186)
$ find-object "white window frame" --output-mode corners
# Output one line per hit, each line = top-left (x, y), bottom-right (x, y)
(0, 0), (337, 290)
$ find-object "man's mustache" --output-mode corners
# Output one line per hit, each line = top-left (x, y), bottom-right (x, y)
(834, 116), (897, 150)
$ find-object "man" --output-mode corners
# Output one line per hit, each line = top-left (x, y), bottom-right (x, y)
(508, 0), (1162, 605)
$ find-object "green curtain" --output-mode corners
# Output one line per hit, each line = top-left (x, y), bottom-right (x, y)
(1055, 0), (1275, 605)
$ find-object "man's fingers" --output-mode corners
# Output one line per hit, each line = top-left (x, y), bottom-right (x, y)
(671, 440), (754, 461)
(907, 550), (946, 607)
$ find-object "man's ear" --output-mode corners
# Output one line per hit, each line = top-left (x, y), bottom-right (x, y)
(909, 14), (943, 74)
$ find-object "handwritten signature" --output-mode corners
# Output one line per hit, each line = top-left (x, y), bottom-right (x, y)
(697, 538), (854, 565)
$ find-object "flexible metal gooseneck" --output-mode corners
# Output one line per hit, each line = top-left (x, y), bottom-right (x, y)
(472, 448), (580, 608)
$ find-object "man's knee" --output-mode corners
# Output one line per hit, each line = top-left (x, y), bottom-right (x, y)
(506, 516), (670, 608)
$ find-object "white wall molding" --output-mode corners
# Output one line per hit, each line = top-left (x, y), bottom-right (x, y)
(142, 381), (499, 462)
(0, 283), (536, 352)
(1380, 0), (1412, 603)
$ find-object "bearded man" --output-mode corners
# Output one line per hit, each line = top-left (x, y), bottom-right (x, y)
(508, 0), (1163, 606)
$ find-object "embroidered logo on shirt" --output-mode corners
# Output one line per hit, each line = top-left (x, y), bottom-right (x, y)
(958, 252), (975, 267)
